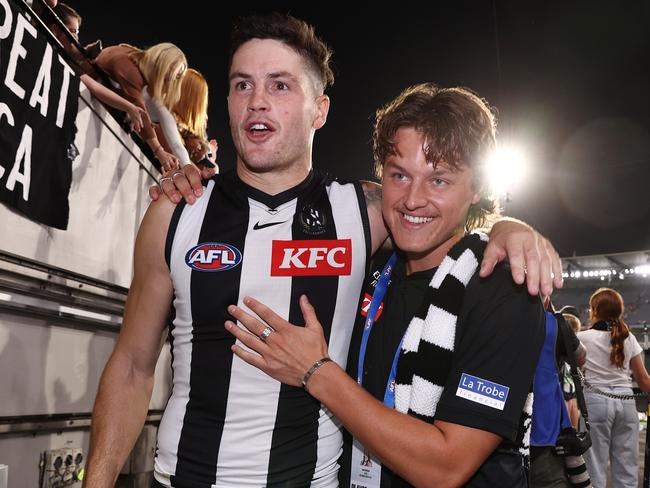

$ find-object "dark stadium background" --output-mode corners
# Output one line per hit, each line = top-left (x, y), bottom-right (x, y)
(77, 1), (650, 257)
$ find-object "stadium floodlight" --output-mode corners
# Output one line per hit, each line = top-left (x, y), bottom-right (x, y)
(485, 145), (528, 199)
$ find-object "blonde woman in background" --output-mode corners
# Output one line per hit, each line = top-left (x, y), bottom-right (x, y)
(578, 288), (650, 488)
(146, 68), (218, 172)
(173, 69), (218, 168)
(94, 42), (187, 170)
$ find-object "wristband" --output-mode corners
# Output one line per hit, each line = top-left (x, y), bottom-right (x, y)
(302, 357), (332, 391)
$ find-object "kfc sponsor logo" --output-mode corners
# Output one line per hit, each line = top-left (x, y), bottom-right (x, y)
(360, 293), (383, 320)
(271, 239), (352, 276)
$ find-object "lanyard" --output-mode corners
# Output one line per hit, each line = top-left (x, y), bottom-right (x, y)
(357, 252), (402, 408)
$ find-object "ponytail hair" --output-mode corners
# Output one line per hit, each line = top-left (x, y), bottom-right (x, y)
(589, 287), (629, 368)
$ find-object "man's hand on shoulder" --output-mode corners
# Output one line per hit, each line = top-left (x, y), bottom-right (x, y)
(149, 163), (217, 205)
(480, 217), (562, 297)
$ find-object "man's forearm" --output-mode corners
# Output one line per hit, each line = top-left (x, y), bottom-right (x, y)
(307, 363), (498, 488)
(83, 355), (154, 487)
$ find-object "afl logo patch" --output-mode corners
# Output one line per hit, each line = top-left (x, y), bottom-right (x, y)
(185, 242), (242, 272)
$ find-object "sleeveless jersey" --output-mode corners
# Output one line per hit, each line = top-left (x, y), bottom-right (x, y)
(154, 170), (370, 487)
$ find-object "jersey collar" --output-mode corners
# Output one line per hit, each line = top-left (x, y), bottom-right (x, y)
(225, 170), (316, 210)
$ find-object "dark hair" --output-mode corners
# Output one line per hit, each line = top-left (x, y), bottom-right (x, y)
(563, 314), (581, 334)
(558, 305), (580, 319)
(589, 288), (629, 368)
(373, 83), (497, 230)
(229, 13), (334, 92)
(53, 2), (81, 27)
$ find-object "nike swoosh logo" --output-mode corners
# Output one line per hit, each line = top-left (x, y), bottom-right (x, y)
(253, 220), (287, 230)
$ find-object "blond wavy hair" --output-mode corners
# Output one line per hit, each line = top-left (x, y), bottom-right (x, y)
(124, 42), (187, 110)
(174, 68), (208, 140)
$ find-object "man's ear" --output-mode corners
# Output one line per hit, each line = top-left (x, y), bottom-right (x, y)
(313, 94), (330, 130)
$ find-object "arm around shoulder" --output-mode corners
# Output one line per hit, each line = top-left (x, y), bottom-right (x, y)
(482, 217), (562, 297)
(83, 198), (176, 487)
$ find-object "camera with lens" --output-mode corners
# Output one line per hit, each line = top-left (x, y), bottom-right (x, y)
(554, 427), (592, 456)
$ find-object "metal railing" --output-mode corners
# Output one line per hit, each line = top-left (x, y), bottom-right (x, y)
(0, 411), (163, 437)
(13, 0), (160, 183)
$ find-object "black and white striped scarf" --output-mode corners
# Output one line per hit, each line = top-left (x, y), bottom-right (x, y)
(393, 231), (533, 456)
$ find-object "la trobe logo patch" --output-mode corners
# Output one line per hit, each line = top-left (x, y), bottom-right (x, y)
(185, 242), (242, 272)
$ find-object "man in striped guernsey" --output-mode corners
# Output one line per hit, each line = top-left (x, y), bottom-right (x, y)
(84, 14), (561, 488)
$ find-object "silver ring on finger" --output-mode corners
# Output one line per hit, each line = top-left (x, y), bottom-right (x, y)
(158, 176), (172, 186)
(171, 170), (184, 180)
(260, 326), (273, 343)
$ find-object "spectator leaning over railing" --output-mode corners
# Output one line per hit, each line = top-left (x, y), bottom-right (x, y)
(93, 42), (187, 171)
(53, 2), (78, 36)
(144, 68), (217, 171)
(579, 288), (650, 488)
(173, 68), (218, 169)
(49, 3), (145, 133)
(52, 3), (102, 61)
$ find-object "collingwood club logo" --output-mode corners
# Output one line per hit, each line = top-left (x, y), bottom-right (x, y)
(299, 204), (327, 235)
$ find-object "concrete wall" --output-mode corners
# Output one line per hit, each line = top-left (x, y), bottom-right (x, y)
(0, 85), (155, 288)
(0, 85), (170, 488)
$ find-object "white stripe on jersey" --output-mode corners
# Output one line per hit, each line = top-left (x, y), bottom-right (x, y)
(214, 198), (295, 486)
(155, 180), (216, 480)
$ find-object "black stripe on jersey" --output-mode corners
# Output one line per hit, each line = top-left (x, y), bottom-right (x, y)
(165, 201), (186, 268)
(353, 181), (372, 273)
(266, 177), (340, 486)
(172, 178), (249, 486)
(155, 289), (178, 466)
(155, 199), (185, 468)
(164, 199), (185, 394)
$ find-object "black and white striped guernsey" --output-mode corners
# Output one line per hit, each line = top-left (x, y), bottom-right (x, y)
(154, 170), (370, 487)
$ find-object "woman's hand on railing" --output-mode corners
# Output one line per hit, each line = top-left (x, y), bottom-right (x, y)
(126, 104), (146, 133)
(155, 148), (180, 172)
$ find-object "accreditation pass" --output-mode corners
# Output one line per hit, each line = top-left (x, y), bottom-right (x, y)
(350, 437), (381, 488)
